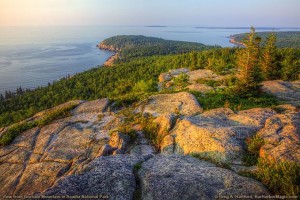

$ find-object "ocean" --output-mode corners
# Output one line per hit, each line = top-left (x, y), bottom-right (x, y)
(0, 26), (298, 95)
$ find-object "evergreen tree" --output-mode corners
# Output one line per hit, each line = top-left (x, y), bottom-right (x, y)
(236, 27), (262, 93)
(260, 33), (277, 80)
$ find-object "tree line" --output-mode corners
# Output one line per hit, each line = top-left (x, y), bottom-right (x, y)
(0, 32), (299, 127)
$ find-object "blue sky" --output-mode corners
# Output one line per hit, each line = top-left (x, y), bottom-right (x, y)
(0, 0), (299, 26)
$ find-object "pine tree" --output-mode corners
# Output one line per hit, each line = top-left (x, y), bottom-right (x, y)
(236, 27), (262, 93)
(260, 33), (277, 80)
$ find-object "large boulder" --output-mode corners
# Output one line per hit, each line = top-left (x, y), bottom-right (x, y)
(163, 108), (276, 163)
(261, 80), (300, 106)
(257, 108), (300, 162)
(44, 144), (156, 199)
(139, 92), (203, 117)
(72, 98), (109, 114)
(138, 155), (270, 200)
(44, 155), (143, 200)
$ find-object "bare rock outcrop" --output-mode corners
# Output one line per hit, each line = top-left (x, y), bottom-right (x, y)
(257, 107), (300, 162)
(262, 80), (300, 106)
(0, 98), (122, 196)
(44, 155), (144, 200)
(138, 92), (203, 117)
(138, 155), (270, 200)
(162, 108), (277, 163)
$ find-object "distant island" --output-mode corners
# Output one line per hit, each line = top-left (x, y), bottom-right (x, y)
(230, 31), (300, 48)
(145, 25), (168, 27)
(195, 26), (282, 30)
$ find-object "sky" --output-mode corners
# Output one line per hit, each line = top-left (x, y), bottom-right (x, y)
(0, 0), (300, 27)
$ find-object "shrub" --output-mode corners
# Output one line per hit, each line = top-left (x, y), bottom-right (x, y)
(132, 79), (157, 93)
(36, 103), (78, 127)
(173, 73), (189, 90)
(256, 158), (300, 196)
(191, 90), (278, 111)
(0, 122), (36, 146)
(243, 135), (265, 166)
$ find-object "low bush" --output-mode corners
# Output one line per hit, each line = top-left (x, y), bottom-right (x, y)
(36, 103), (78, 127)
(191, 90), (278, 111)
(0, 122), (36, 146)
(256, 158), (300, 196)
(243, 135), (265, 166)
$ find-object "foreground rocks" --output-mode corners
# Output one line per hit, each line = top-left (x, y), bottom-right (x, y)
(44, 154), (148, 199)
(138, 155), (270, 200)
(257, 105), (300, 162)
(0, 98), (124, 196)
(0, 90), (299, 198)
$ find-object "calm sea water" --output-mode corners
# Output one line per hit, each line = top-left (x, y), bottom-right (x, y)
(0, 26), (298, 95)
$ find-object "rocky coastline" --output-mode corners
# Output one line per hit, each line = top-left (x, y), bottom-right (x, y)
(229, 35), (245, 46)
(97, 42), (120, 66)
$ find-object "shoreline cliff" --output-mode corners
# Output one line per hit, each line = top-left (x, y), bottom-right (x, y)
(229, 35), (245, 47)
(97, 42), (120, 66)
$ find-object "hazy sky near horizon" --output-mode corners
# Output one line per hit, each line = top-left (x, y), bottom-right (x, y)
(0, 0), (299, 27)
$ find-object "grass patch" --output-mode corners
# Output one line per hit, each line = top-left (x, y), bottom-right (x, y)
(36, 103), (78, 127)
(0, 103), (79, 146)
(240, 133), (299, 196)
(196, 78), (221, 87)
(0, 122), (36, 146)
(191, 90), (278, 111)
(190, 153), (231, 170)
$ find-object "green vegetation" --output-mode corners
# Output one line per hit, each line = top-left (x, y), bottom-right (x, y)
(0, 33), (299, 132)
(0, 122), (36, 146)
(173, 73), (190, 90)
(256, 158), (300, 196)
(115, 107), (159, 149)
(36, 103), (78, 127)
(243, 135), (265, 166)
(0, 102), (78, 146)
(233, 31), (300, 48)
(236, 27), (263, 93)
(101, 35), (219, 62)
(239, 159), (300, 196)
(191, 90), (278, 111)
(241, 133), (300, 196)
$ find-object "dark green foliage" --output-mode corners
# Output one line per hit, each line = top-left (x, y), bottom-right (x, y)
(278, 48), (300, 81)
(101, 35), (219, 62)
(233, 31), (300, 48)
(191, 90), (278, 111)
(0, 122), (35, 146)
(243, 135), (265, 166)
